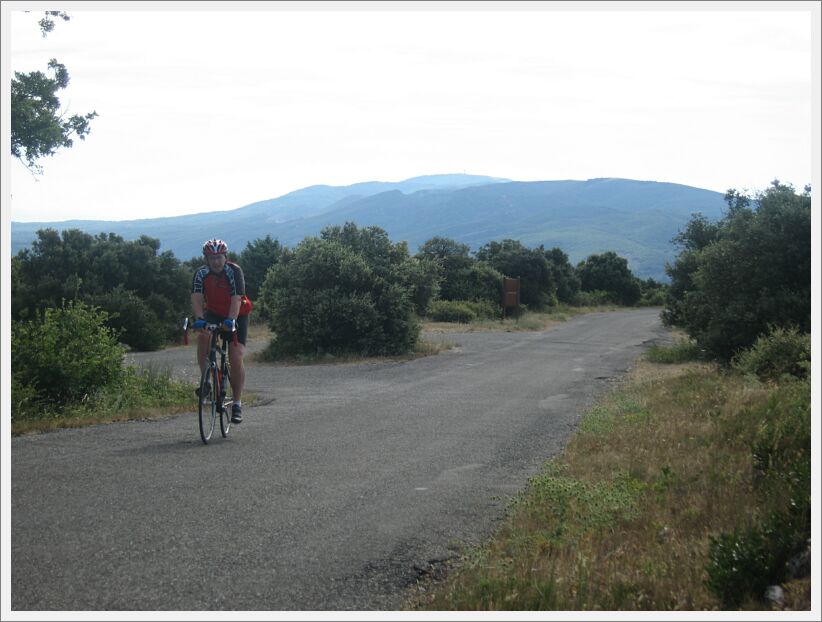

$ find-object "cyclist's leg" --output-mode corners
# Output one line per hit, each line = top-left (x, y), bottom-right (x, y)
(228, 315), (248, 403)
(196, 331), (210, 376)
(197, 310), (222, 374)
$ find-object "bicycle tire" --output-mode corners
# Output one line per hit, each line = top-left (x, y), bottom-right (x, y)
(198, 365), (218, 443)
(219, 364), (232, 437)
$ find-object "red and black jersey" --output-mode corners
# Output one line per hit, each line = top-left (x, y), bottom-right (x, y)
(191, 261), (246, 318)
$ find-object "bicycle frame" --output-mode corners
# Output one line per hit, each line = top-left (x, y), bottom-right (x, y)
(183, 317), (237, 443)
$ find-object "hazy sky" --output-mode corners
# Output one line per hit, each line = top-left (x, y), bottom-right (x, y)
(3, 1), (819, 223)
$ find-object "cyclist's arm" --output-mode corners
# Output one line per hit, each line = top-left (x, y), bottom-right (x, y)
(228, 295), (241, 320)
(191, 292), (206, 320)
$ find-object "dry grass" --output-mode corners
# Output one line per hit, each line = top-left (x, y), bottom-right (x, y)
(422, 306), (614, 334)
(11, 404), (194, 436)
(410, 355), (810, 611)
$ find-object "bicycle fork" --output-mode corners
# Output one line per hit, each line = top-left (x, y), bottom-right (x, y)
(219, 368), (228, 411)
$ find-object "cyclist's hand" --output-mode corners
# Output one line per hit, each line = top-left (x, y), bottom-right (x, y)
(222, 318), (236, 332)
(193, 318), (207, 330)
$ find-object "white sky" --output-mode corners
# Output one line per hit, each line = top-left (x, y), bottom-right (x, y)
(2, 0), (819, 225)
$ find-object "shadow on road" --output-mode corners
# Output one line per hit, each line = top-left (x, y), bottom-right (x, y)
(109, 437), (230, 456)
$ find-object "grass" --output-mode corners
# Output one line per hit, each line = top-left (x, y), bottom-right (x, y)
(422, 305), (617, 334)
(408, 342), (811, 611)
(645, 338), (706, 364)
(253, 336), (456, 366)
(11, 364), (195, 436)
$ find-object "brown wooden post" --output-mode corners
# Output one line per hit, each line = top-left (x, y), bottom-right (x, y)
(502, 277), (521, 322)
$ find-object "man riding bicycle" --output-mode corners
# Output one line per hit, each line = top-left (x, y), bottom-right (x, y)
(191, 238), (252, 423)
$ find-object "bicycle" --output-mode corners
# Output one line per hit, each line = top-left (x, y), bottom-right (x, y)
(183, 317), (236, 444)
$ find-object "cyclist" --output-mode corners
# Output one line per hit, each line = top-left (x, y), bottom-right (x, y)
(191, 238), (252, 423)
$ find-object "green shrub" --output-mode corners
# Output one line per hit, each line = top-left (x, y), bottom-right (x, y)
(92, 285), (165, 351)
(12, 230), (191, 349)
(10, 373), (42, 421)
(443, 262), (504, 305)
(402, 257), (442, 316)
(637, 278), (668, 307)
(464, 299), (501, 320)
(664, 183), (811, 362)
(748, 380), (811, 494)
(645, 340), (705, 364)
(576, 252), (641, 306)
(707, 377), (810, 607)
(259, 225), (420, 357)
(429, 300), (477, 323)
(706, 507), (809, 608)
(573, 290), (614, 306)
(732, 326), (810, 382)
(638, 289), (667, 307)
(706, 525), (778, 607)
(12, 301), (126, 414)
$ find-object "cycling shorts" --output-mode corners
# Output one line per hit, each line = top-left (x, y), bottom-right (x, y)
(203, 310), (249, 346)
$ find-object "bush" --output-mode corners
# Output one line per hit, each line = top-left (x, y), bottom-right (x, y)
(259, 225), (420, 357)
(637, 278), (669, 307)
(476, 239), (557, 309)
(706, 377), (811, 607)
(92, 285), (165, 351)
(12, 230), (191, 349)
(444, 262), (505, 305)
(664, 183), (811, 362)
(12, 301), (126, 414)
(402, 257), (442, 316)
(638, 289), (667, 307)
(10, 373), (42, 422)
(573, 290), (614, 307)
(706, 525), (779, 607)
(429, 300), (477, 323)
(748, 379), (811, 494)
(644, 340), (705, 364)
(732, 326), (810, 382)
(576, 251), (641, 306)
(706, 508), (809, 607)
(465, 299), (501, 320)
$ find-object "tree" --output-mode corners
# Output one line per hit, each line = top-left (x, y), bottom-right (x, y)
(12, 229), (190, 350)
(11, 11), (97, 174)
(37, 11), (70, 36)
(416, 237), (477, 302)
(662, 213), (721, 326)
(239, 235), (286, 300)
(576, 251), (641, 306)
(667, 181), (811, 361)
(401, 257), (442, 316)
(544, 247), (580, 304)
(417, 237), (472, 268)
(477, 239), (556, 309)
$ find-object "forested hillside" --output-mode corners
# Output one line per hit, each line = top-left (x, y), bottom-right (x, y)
(11, 175), (727, 280)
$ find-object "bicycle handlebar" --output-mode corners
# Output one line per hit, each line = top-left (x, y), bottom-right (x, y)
(181, 317), (237, 346)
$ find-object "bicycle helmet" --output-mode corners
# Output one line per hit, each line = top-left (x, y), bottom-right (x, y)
(203, 238), (228, 256)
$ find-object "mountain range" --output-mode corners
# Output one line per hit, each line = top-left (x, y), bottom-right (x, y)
(10, 174), (729, 281)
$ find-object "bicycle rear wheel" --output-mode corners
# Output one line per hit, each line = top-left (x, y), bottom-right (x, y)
(198, 365), (218, 443)
(219, 365), (232, 437)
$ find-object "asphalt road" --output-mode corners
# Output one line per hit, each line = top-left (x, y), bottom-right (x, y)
(11, 309), (671, 611)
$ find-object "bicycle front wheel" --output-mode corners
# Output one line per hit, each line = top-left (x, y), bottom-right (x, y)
(198, 365), (218, 444)
(219, 365), (232, 438)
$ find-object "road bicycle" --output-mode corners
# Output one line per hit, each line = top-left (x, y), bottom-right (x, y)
(183, 317), (236, 443)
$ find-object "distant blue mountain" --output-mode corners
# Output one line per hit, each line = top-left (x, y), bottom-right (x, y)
(10, 174), (727, 280)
